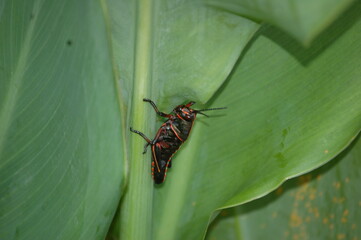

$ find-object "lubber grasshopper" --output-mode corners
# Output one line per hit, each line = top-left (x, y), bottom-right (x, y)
(130, 98), (226, 184)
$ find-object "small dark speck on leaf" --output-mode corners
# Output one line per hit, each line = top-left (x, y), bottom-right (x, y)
(30, 13), (34, 20)
(67, 40), (73, 46)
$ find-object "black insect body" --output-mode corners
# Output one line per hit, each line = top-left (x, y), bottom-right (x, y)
(130, 98), (226, 184)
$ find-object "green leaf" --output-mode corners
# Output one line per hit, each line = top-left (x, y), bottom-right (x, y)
(1, 0), (361, 240)
(206, 134), (361, 240)
(108, 1), (259, 239)
(207, 0), (356, 44)
(150, 3), (361, 240)
(0, 1), (124, 239)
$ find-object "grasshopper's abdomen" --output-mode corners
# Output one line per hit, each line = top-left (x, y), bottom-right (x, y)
(152, 118), (194, 183)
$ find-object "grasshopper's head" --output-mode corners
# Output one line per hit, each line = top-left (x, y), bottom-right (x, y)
(173, 101), (197, 121)
(173, 101), (227, 121)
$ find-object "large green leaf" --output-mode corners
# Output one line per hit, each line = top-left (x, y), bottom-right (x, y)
(206, 134), (361, 240)
(207, 0), (355, 44)
(149, 2), (361, 239)
(108, 1), (259, 239)
(106, 1), (361, 240)
(1, 0), (361, 240)
(0, 0), (124, 239)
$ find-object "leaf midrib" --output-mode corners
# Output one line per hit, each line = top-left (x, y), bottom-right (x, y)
(119, 1), (155, 240)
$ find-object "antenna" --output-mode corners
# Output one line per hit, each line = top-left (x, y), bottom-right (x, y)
(195, 107), (227, 117)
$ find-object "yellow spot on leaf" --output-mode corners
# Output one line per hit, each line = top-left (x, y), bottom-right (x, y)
(329, 223), (334, 230)
(312, 207), (320, 218)
(333, 181), (341, 189)
(324, 149), (329, 154)
(292, 234), (300, 240)
(308, 188), (316, 200)
(290, 211), (303, 227)
(295, 191), (305, 201)
(343, 209), (349, 216)
(337, 233), (346, 240)
(323, 217), (329, 224)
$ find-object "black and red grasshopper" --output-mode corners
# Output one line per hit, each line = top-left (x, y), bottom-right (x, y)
(130, 98), (226, 184)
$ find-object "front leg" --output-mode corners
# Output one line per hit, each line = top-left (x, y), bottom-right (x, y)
(130, 127), (153, 154)
(142, 142), (150, 154)
(143, 98), (172, 118)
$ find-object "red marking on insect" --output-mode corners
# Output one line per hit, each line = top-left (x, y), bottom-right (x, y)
(170, 124), (183, 142)
(130, 98), (226, 184)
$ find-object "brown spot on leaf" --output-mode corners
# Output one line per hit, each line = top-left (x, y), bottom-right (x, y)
(298, 174), (312, 185)
(276, 186), (283, 195)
